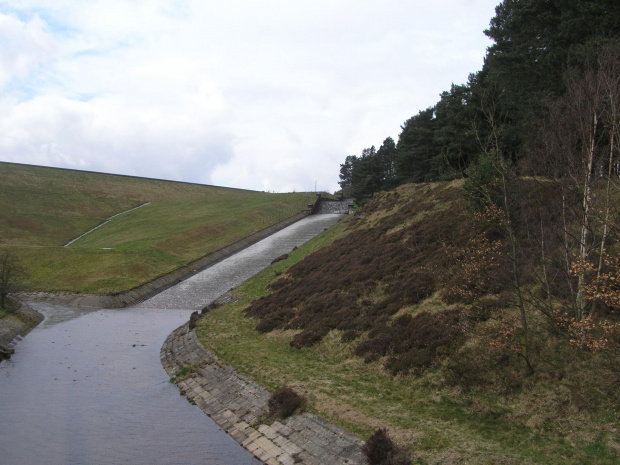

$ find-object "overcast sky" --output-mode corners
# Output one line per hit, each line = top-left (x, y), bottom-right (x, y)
(0, 0), (499, 193)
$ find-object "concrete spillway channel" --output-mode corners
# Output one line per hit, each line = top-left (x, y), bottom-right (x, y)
(136, 214), (345, 311)
(145, 214), (366, 465)
(0, 213), (364, 465)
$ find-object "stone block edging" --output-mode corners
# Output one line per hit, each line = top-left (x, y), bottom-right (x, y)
(0, 302), (44, 358)
(161, 324), (366, 465)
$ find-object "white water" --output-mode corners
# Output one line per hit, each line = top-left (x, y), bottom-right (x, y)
(0, 214), (344, 465)
(139, 214), (343, 310)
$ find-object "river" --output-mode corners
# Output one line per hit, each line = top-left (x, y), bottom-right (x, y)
(0, 214), (344, 465)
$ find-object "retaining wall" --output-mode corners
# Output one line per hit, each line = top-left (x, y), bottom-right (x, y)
(0, 303), (44, 359)
(161, 323), (365, 465)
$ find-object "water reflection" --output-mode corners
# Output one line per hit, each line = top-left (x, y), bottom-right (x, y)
(0, 215), (345, 464)
(0, 304), (259, 465)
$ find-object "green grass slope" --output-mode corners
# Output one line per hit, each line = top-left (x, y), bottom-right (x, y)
(195, 181), (619, 465)
(0, 162), (315, 293)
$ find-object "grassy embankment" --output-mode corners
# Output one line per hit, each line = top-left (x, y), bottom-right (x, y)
(0, 162), (315, 294)
(195, 181), (619, 465)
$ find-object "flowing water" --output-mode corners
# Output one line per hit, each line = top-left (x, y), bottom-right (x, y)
(0, 214), (344, 465)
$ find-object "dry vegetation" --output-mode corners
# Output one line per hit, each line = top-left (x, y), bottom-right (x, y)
(197, 181), (620, 464)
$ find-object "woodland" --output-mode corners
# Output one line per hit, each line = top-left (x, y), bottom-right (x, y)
(340, 0), (620, 204)
(335, 1), (620, 369)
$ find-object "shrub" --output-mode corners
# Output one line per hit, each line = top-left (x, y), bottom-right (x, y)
(255, 315), (284, 333)
(340, 330), (359, 343)
(362, 428), (410, 465)
(442, 332), (523, 393)
(267, 386), (307, 420)
(354, 334), (393, 357)
(290, 327), (328, 349)
(268, 277), (289, 291)
(201, 300), (222, 314)
(354, 309), (465, 375)
(255, 309), (293, 333)
(271, 253), (288, 264)
(385, 348), (434, 376)
(188, 311), (201, 330)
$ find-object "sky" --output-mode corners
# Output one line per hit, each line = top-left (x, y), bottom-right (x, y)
(0, 0), (499, 193)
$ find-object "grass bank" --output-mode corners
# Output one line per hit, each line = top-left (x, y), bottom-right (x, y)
(195, 182), (619, 464)
(0, 297), (44, 358)
(195, 221), (541, 464)
(1, 162), (315, 294)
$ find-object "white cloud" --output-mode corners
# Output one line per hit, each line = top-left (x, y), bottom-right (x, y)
(0, 92), (234, 183)
(0, 12), (58, 92)
(0, 0), (498, 192)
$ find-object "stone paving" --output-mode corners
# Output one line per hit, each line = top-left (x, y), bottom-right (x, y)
(161, 324), (366, 465)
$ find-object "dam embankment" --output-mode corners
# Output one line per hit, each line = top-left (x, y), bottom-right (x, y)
(21, 210), (311, 309)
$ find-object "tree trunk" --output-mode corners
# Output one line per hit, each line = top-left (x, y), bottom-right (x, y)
(501, 171), (532, 374)
(575, 112), (597, 320)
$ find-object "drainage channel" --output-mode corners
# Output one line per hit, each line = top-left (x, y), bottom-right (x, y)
(0, 214), (345, 465)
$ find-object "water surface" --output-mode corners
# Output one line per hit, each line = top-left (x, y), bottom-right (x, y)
(0, 214), (344, 464)
(0, 304), (259, 465)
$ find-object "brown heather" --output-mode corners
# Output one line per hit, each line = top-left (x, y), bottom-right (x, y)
(229, 180), (620, 464)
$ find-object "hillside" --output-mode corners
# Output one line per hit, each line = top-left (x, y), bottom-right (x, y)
(195, 180), (620, 464)
(0, 162), (315, 294)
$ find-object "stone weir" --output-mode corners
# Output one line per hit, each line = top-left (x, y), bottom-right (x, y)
(310, 195), (354, 215)
(161, 324), (366, 465)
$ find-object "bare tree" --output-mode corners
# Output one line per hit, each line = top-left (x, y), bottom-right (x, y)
(528, 43), (620, 321)
(0, 251), (25, 310)
(465, 95), (533, 373)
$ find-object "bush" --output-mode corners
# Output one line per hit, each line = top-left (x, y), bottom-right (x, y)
(188, 311), (201, 330)
(355, 309), (465, 375)
(255, 310), (293, 333)
(354, 333), (393, 357)
(385, 348), (434, 376)
(201, 300), (222, 314)
(340, 329), (359, 343)
(289, 328), (328, 349)
(267, 386), (307, 420)
(442, 330), (523, 394)
(362, 428), (410, 465)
